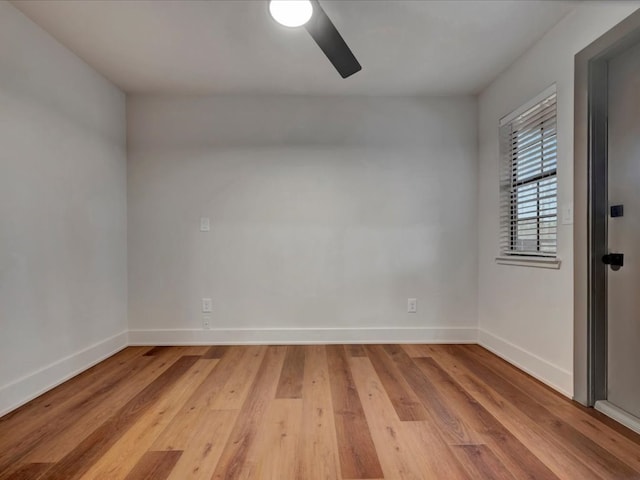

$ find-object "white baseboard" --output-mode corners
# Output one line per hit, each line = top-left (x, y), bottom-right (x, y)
(595, 400), (640, 435)
(128, 326), (478, 346)
(0, 331), (129, 418)
(477, 328), (572, 397)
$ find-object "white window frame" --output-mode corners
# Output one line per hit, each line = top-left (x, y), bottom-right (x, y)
(496, 85), (561, 269)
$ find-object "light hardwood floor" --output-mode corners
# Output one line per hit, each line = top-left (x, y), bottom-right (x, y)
(1, 344), (640, 479)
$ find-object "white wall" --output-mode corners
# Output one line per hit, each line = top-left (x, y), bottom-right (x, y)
(0, 1), (127, 415)
(127, 96), (478, 344)
(477, 2), (639, 397)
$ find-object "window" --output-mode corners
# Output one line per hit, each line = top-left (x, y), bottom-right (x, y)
(499, 86), (557, 258)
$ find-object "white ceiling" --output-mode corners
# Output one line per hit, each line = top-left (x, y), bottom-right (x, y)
(11, 0), (577, 95)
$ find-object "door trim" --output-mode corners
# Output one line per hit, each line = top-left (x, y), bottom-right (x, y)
(574, 10), (640, 406)
(595, 401), (640, 435)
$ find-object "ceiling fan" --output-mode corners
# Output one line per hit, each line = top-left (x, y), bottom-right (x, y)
(269, 0), (362, 78)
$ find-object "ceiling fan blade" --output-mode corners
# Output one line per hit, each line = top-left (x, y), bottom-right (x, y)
(304, 0), (361, 78)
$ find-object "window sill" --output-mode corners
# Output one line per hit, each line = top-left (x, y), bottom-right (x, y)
(495, 256), (561, 269)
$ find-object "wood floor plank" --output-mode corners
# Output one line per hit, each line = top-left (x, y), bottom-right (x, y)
(0, 347), (147, 453)
(164, 409), (237, 480)
(81, 359), (220, 480)
(0, 347), (146, 429)
(412, 355), (564, 480)
(573, 401), (640, 445)
(247, 399), (303, 479)
(211, 346), (287, 480)
(2, 463), (53, 480)
(381, 345), (481, 445)
(188, 347), (255, 409)
(275, 345), (305, 399)
(425, 347), (606, 479)
(350, 356), (464, 480)
(447, 345), (640, 479)
(452, 445), (515, 480)
(0, 353), (164, 474)
(39, 355), (200, 480)
(209, 346), (267, 410)
(18, 348), (190, 465)
(461, 345), (566, 403)
(144, 346), (171, 356)
(183, 346), (214, 355)
(394, 352), (557, 480)
(326, 345), (384, 479)
(402, 422), (476, 480)
(295, 345), (341, 480)
(346, 344), (367, 357)
(123, 451), (182, 480)
(459, 345), (640, 471)
(151, 347), (253, 452)
(553, 403), (640, 471)
(364, 345), (429, 421)
(203, 346), (230, 359)
(143, 346), (208, 357)
(400, 344), (434, 358)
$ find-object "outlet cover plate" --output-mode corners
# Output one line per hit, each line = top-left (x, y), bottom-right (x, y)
(408, 298), (417, 313)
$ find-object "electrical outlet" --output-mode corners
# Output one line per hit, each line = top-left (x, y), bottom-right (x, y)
(202, 298), (212, 313)
(200, 217), (210, 232)
(202, 316), (211, 330)
(407, 298), (417, 313)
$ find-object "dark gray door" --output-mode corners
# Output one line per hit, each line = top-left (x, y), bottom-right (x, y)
(607, 40), (640, 420)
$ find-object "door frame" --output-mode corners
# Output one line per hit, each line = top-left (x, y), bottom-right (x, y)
(574, 10), (640, 406)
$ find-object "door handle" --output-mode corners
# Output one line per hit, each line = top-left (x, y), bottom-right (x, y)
(602, 253), (624, 270)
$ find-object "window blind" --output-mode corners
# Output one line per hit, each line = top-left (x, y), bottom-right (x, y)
(499, 89), (557, 257)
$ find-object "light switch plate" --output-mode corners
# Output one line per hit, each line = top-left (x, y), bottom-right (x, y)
(561, 203), (573, 225)
(200, 217), (210, 232)
(202, 298), (212, 313)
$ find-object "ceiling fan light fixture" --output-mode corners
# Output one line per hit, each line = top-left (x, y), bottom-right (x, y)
(269, 0), (313, 28)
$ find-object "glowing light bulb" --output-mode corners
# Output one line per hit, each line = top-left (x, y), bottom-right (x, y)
(269, 0), (313, 28)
